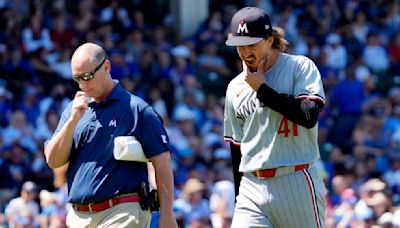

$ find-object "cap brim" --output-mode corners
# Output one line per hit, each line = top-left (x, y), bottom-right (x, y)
(225, 36), (263, 46)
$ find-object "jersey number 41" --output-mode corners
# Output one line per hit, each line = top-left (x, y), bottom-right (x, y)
(278, 117), (298, 137)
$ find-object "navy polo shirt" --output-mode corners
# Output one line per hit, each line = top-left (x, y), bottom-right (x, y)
(49, 83), (171, 204)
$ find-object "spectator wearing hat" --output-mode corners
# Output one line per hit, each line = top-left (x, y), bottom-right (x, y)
(174, 178), (210, 228)
(353, 178), (386, 222)
(366, 192), (392, 220)
(323, 32), (348, 77)
(5, 181), (40, 227)
(170, 44), (195, 86)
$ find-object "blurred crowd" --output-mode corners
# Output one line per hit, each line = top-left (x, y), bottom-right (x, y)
(0, 0), (399, 227)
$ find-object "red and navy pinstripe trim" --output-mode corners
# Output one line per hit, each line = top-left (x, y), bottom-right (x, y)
(297, 95), (325, 104)
(301, 169), (322, 228)
(223, 136), (241, 146)
(298, 95), (325, 111)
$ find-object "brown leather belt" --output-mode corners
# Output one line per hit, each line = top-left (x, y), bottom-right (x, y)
(252, 163), (309, 179)
(73, 194), (141, 213)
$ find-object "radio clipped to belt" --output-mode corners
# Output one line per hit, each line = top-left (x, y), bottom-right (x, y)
(139, 182), (160, 212)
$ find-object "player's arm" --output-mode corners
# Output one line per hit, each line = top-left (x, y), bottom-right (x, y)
(45, 92), (89, 168)
(150, 152), (178, 228)
(256, 83), (322, 128)
(138, 105), (178, 228)
(243, 60), (323, 129)
(223, 90), (243, 198)
(45, 117), (77, 168)
(229, 142), (242, 199)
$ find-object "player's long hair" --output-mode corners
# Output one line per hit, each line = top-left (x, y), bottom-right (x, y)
(270, 27), (288, 52)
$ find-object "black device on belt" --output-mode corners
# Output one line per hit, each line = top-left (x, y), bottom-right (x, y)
(139, 182), (160, 212)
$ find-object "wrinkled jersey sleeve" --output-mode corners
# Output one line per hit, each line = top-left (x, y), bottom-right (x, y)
(294, 57), (326, 109)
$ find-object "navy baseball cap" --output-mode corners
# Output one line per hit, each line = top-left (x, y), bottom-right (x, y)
(226, 7), (273, 46)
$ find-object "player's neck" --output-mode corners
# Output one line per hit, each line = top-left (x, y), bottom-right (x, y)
(263, 49), (281, 72)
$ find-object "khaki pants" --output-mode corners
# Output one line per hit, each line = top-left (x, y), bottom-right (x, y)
(66, 202), (151, 228)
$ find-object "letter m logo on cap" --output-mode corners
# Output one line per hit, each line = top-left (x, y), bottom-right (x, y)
(237, 20), (248, 34)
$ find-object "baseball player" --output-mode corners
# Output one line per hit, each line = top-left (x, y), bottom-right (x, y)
(224, 7), (326, 227)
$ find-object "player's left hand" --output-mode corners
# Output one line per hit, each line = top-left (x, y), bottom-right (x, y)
(243, 59), (266, 92)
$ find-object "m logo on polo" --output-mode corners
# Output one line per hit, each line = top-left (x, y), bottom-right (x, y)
(237, 20), (248, 34)
(109, 118), (117, 127)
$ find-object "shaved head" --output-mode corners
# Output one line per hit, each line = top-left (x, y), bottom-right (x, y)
(70, 42), (114, 101)
(71, 42), (107, 69)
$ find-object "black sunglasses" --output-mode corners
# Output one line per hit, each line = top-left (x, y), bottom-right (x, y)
(72, 58), (106, 82)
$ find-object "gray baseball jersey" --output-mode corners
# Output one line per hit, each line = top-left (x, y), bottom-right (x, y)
(224, 53), (325, 173)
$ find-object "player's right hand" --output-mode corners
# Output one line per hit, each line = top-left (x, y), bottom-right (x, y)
(243, 59), (266, 91)
(70, 91), (89, 121)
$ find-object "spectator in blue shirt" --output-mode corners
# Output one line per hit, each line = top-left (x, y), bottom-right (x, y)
(328, 65), (365, 147)
(44, 42), (177, 228)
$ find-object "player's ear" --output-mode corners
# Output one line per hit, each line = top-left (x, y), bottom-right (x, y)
(265, 36), (274, 47)
(104, 59), (111, 72)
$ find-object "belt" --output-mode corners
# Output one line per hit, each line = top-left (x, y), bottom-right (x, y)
(252, 163), (309, 179)
(73, 194), (141, 213)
